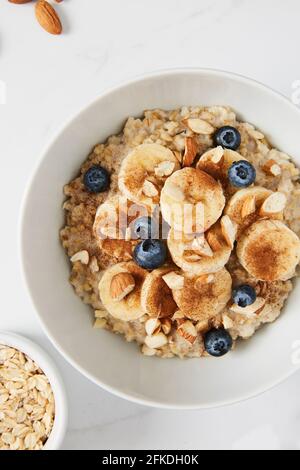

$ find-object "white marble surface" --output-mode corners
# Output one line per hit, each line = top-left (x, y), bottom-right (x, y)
(1, 0), (300, 450)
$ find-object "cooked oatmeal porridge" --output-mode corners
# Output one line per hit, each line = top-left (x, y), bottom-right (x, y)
(60, 106), (300, 358)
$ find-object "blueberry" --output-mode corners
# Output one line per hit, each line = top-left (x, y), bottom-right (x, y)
(133, 239), (167, 270)
(228, 161), (256, 188)
(204, 328), (233, 357)
(83, 165), (110, 193)
(214, 126), (241, 150)
(232, 285), (256, 308)
(133, 217), (158, 239)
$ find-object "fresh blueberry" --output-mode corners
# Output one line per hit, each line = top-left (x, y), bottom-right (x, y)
(232, 285), (257, 308)
(228, 161), (256, 188)
(133, 217), (158, 239)
(214, 126), (241, 150)
(83, 165), (110, 193)
(133, 239), (167, 270)
(204, 328), (233, 357)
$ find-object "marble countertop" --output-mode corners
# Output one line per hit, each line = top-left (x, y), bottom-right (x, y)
(1, 0), (300, 450)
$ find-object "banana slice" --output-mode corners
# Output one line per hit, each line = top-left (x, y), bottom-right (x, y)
(172, 268), (232, 322)
(225, 187), (273, 237)
(197, 147), (248, 184)
(98, 261), (147, 321)
(93, 195), (148, 261)
(118, 143), (180, 206)
(167, 221), (232, 276)
(237, 220), (300, 281)
(160, 168), (225, 233)
(140, 267), (179, 318)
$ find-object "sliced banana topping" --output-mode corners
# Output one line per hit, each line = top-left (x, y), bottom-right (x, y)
(141, 267), (178, 318)
(167, 222), (232, 276)
(224, 187), (273, 237)
(172, 268), (232, 322)
(99, 261), (147, 321)
(93, 195), (149, 261)
(161, 167), (225, 233)
(118, 143), (180, 206)
(197, 147), (247, 183)
(237, 220), (300, 281)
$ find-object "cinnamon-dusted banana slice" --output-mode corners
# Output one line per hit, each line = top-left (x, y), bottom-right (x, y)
(93, 195), (149, 261)
(197, 147), (247, 184)
(141, 267), (179, 318)
(99, 261), (147, 321)
(224, 187), (273, 237)
(160, 168), (225, 233)
(172, 268), (232, 322)
(237, 220), (300, 281)
(118, 143), (180, 206)
(167, 221), (232, 276)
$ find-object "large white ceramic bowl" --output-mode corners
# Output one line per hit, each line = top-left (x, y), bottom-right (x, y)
(20, 69), (300, 409)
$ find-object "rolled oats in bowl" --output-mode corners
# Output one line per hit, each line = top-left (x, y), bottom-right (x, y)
(60, 106), (300, 360)
(0, 344), (55, 450)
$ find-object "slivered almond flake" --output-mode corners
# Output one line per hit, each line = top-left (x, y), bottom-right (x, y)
(207, 231), (223, 251)
(177, 321), (197, 344)
(154, 161), (175, 177)
(94, 309), (108, 319)
(172, 311), (185, 321)
(222, 315), (234, 329)
(161, 318), (172, 335)
(142, 180), (158, 197)
(195, 319), (209, 332)
(220, 215), (237, 249)
(262, 159), (282, 176)
(145, 318), (161, 336)
(191, 237), (213, 258)
(144, 332), (168, 349)
(70, 250), (89, 265)
(162, 272), (184, 290)
(141, 345), (157, 356)
(110, 272), (135, 301)
(194, 274), (214, 291)
(90, 256), (99, 273)
(259, 192), (287, 216)
(164, 182), (185, 201)
(93, 318), (107, 329)
(241, 195), (256, 219)
(230, 297), (266, 316)
(184, 118), (214, 135)
(183, 136), (198, 167)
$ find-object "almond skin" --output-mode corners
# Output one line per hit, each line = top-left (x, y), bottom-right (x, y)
(8, 1), (33, 3)
(110, 272), (135, 302)
(35, 0), (62, 35)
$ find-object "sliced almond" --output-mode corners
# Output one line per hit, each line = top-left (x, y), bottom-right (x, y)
(191, 236), (213, 258)
(241, 195), (256, 219)
(207, 231), (223, 252)
(94, 309), (108, 319)
(177, 320), (197, 344)
(141, 345), (157, 356)
(172, 310), (185, 321)
(222, 315), (234, 329)
(90, 256), (99, 273)
(145, 318), (161, 336)
(110, 272), (135, 301)
(230, 297), (266, 316)
(164, 182), (185, 201)
(184, 118), (214, 135)
(194, 274), (215, 291)
(145, 332), (168, 349)
(161, 318), (172, 335)
(259, 192), (287, 216)
(162, 272), (184, 290)
(70, 250), (89, 265)
(211, 146), (225, 164)
(142, 180), (158, 198)
(195, 319), (209, 332)
(154, 161), (175, 177)
(220, 215), (237, 249)
(262, 159), (282, 176)
(183, 136), (198, 167)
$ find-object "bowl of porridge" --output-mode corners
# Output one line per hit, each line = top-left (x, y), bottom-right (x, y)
(20, 69), (300, 408)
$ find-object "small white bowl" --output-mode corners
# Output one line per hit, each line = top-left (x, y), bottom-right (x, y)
(0, 331), (67, 449)
(20, 68), (300, 409)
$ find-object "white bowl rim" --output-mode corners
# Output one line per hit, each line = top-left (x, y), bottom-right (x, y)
(0, 331), (68, 449)
(19, 67), (300, 410)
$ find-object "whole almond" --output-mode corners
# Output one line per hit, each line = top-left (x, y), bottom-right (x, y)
(35, 0), (62, 35)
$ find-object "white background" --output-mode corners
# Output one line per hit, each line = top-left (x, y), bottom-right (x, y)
(1, 0), (300, 450)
